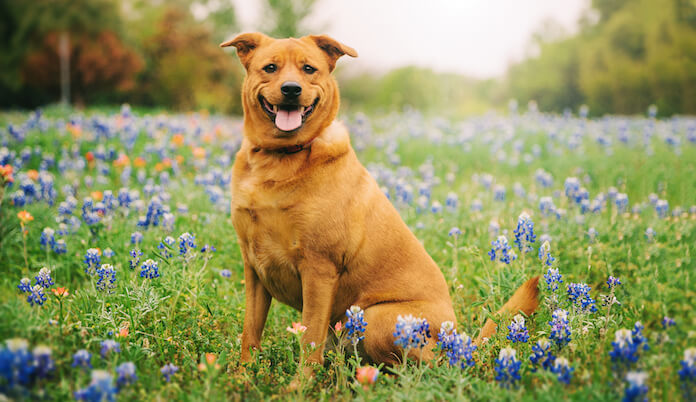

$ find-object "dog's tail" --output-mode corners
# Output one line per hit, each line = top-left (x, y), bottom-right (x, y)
(475, 276), (540, 344)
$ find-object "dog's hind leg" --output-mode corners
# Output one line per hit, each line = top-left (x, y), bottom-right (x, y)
(475, 276), (540, 344)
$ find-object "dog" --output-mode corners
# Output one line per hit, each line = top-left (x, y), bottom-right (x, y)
(220, 32), (539, 376)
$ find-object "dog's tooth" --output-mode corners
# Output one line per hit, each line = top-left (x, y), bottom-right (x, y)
(272, 105), (278, 113)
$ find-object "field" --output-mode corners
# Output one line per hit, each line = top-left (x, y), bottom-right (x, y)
(0, 105), (695, 401)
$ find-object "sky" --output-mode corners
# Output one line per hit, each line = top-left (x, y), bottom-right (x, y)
(231, 0), (589, 78)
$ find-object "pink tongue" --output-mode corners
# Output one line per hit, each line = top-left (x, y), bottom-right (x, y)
(275, 109), (302, 131)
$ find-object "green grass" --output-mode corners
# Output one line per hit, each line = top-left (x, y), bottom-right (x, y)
(0, 106), (694, 400)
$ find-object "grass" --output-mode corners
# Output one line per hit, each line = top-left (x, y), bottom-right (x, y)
(0, 105), (695, 400)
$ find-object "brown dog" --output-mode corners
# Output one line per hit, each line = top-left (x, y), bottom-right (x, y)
(220, 32), (539, 374)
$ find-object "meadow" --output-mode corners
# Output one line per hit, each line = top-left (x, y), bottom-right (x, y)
(0, 104), (695, 401)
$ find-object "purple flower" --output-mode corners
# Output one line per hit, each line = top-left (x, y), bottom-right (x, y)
(507, 314), (530, 343)
(161, 363), (179, 382)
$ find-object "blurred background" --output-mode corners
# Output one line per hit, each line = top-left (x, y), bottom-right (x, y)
(1, 0), (695, 117)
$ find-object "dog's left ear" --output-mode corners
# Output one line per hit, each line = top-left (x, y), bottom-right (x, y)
(308, 35), (357, 72)
(220, 32), (269, 69)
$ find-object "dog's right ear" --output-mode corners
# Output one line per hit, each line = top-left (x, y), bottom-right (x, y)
(220, 32), (268, 69)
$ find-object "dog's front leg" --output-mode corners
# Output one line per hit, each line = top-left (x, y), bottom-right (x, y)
(298, 255), (339, 375)
(240, 260), (271, 363)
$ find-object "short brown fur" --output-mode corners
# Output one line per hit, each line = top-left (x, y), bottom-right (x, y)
(221, 32), (540, 377)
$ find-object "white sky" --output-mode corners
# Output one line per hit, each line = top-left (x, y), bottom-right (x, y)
(231, 0), (588, 78)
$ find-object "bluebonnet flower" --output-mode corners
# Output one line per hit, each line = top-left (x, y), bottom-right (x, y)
(53, 239), (67, 254)
(448, 227), (461, 237)
(35, 267), (54, 288)
(116, 362), (137, 388)
(74, 370), (118, 401)
(18, 277), (32, 292)
(567, 282), (597, 313)
(529, 338), (555, 371)
(103, 248), (115, 258)
(513, 212), (536, 253)
(437, 321), (476, 368)
(623, 371), (648, 402)
(40, 227), (55, 249)
(655, 199), (669, 218)
(72, 349), (92, 370)
(564, 177), (580, 199)
(96, 264), (116, 292)
(140, 259), (160, 279)
(550, 357), (573, 385)
(138, 196), (164, 228)
(220, 269), (232, 278)
(631, 322), (649, 352)
(32, 345), (54, 378)
(507, 314), (530, 343)
(445, 192), (459, 210)
(345, 305), (368, 345)
(662, 316), (676, 329)
(493, 185), (506, 201)
(393, 315), (431, 352)
(644, 227), (656, 242)
(489, 235), (517, 264)
(470, 199), (483, 212)
(0, 338), (35, 386)
(178, 232), (196, 256)
(201, 244), (216, 253)
(679, 348), (696, 399)
(162, 212), (175, 232)
(161, 363), (179, 382)
(130, 231), (143, 245)
(615, 193), (629, 212)
(606, 276), (622, 290)
(27, 285), (47, 306)
(587, 227), (599, 243)
(549, 309), (571, 347)
(538, 240), (555, 267)
(488, 220), (500, 236)
(610, 328), (640, 365)
(495, 347), (521, 388)
(100, 340), (120, 358)
(129, 249), (143, 269)
(430, 201), (442, 213)
(84, 248), (101, 275)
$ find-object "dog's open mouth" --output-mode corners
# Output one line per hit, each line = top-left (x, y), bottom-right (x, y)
(259, 96), (319, 132)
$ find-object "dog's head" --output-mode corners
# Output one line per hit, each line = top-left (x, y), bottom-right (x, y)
(221, 33), (357, 149)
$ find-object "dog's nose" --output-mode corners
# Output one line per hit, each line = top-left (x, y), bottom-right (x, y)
(280, 81), (302, 98)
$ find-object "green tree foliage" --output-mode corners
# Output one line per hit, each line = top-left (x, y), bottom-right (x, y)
(506, 0), (696, 115)
(262, 0), (318, 38)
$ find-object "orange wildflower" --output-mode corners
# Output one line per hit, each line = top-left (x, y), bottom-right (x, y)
(51, 287), (69, 297)
(134, 157), (147, 168)
(17, 210), (33, 224)
(27, 169), (39, 181)
(91, 191), (103, 201)
(171, 133), (185, 147)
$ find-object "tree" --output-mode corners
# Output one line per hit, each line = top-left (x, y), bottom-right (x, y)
(262, 0), (318, 38)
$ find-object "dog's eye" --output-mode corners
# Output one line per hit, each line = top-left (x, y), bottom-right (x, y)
(263, 64), (277, 73)
(303, 64), (317, 74)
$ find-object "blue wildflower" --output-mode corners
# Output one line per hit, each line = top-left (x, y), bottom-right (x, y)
(529, 338), (555, 371)
(0, 339), (35, 386)
(610, 328), (640, 365)
(448, 227), (461, 237)
(103, 248), (115, 258)
(489, 235), (517, 264)
(544, 267), (563, 292)
(201, 244), (216, 253)
(631, 322), (649, 352)
(130, 231), (143, 245)
(34, 267), (54, 288)
(567, 282), (597, 313)
(345, 305), (367, 345)
(507, 314), (530, 343)
(645, 227), (656, 242)
(100, 340), (120, 358)
(178, 232), (196, 256)
(18, 277), (31, 293)
(40, 227), (55, 249)
(84, 248), (101, 275)
(623, 371), (648, 402)
(655, 199), (669, 218)
(437, 321), (476, 368)
(549, 309), (571, 348)
(129, 249), (143, 269)
(95, 264), (116, 292)
(220, 269), (232, 278)
(538, 240), (555, 267)
(493, 185), (506, 201)
(53, 239), (67, 254)
(32, 345), (54, 379)
(551, 357), (574, 385)
(393, 315), (431, 352)
(513, 212), (536, 253)
(662, 316), (676, 329)
(140, 259), (160, 279)
(74, 370), (118, 402)
(27, 285), (47, 306)
(72, 349), (92, 370)
(607, 276), (622, 290)
(494, 347), (521, 388)
(115, 362), (137, 388)
(587, 227), (599, 243)
(679, 348), (696, 399)
(161, 363), (179, 382)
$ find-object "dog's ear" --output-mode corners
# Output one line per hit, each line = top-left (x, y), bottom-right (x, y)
(220, 32), (268, 69)
(308, 35), (357, 72)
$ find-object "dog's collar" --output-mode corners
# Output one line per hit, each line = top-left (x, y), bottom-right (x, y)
(252, 134), (320, 155)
